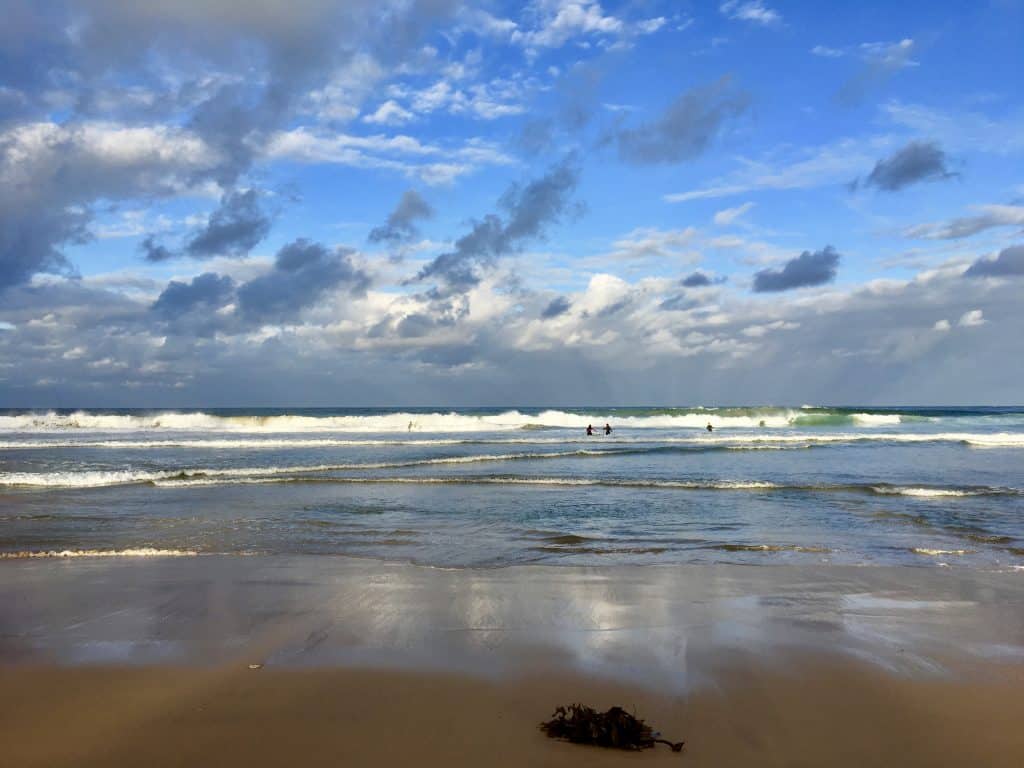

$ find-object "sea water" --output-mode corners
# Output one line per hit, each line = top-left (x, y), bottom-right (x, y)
(1, 406), (1022, 568)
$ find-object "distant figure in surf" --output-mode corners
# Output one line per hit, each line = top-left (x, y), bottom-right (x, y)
(586, 424), (594, 436)
(759, 420), (766, 428)
(706, 423), (714, 432)
(604, 423), (612, 435)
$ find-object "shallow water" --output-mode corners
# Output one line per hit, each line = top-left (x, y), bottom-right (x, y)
(1, 406), (1023, 568)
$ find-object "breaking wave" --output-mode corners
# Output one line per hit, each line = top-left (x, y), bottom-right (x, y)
(0, 407), (914, 433)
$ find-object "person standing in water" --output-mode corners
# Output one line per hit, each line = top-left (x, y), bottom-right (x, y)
(706, 422), (713, 432)
(604, 423), (612, 435)
(586, 424), (593, 436)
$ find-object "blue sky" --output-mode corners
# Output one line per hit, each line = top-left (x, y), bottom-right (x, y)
(1, 1), (1022, 405)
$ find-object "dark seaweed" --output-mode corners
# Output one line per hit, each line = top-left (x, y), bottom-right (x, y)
(540, 703), (684, 752)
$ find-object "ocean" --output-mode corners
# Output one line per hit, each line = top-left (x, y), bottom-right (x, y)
(2, 406), (1022, 569)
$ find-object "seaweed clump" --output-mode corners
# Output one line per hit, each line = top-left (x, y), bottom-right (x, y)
(540, 703), (684, 752)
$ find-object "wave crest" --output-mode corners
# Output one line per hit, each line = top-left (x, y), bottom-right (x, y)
(0, 408), (911, 433)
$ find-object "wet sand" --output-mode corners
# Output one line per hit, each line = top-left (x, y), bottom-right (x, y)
(3, 659), (1024, 767)
(2, 556), (1024, 766)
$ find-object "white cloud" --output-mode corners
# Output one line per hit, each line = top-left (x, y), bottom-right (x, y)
(0, 121), (224, 209)
(636, 17), (667, 34)
(264, 128), (514, 185)
(511, 1), (624, 50)
(959, 309), (986, 327)
(903, 204), (1024, 240)
(860, 39), (917, 69)
(933, 319), (951, 332)
(608, 227), (699, 262)
(810, 45), (844, 58)
(304, 53), (386, 123)
(665, 136), (886, 202)
(362, 100), (414, 126)
(882, 100), (1024, 156)
(720, 1), (782, 27)
(463, 9), (518, 37)
(713, 202), (755, 226)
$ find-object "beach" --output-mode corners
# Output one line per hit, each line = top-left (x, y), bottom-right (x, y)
(3, 555), (1024, 766)
(2, 406), (1024, 764)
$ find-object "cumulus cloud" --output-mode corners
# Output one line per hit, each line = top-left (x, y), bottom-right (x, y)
(153, 273), (236, 318)
(416, 156), (581, 291)
(237, 239), (370, 324)
(964, 244), (1024, 278)
(368, 189), (434, 246)
(0, 0), (461, 290)
(0, 121), (222, 291)
(959, 309), (985, 327)
(613, 77), (750, 165)
(752, 246), (840, 292)
(859, 141), (954, 191)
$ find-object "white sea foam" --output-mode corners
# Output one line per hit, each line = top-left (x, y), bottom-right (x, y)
(0, 408), (911, 433)
(0, 450), (623, 488)
(911, 548), (971, 556)
(3, 431), (1022, 450)
(872, 486), (980, 498)
(154, 476), (784, 490)
(850, 413), (902, 426)
(0, 548), (197, 559)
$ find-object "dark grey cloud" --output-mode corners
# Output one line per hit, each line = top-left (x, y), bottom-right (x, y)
(368, 189), (433, 245)
(416, 156), (581, 291)
(540, 295), (571, 319)
(152, 273), (236, 319)
(0, 205), (85, 290)
(964, 244), (1024, 278)
(659, 293), (700, 312)
(861, 141), (954, 191)
(237, 238), (369, 323)
(185, 190), (271, 259)
(613, 77), (750, 165)
(139, 235), (175, 263)
(681, 271), (727, 287)
(753, 246), (840, 292)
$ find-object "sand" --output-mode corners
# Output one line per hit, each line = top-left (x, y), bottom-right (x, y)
(3, 555), (1024, 766)
(3, 659), (1024, 767)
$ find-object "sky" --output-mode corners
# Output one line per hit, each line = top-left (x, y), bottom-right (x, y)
(0, 0), (1022, 407)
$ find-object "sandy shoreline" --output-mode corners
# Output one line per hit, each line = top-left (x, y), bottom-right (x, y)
(3, 659), (1024, 767)
(3, 555), (1024, 765)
